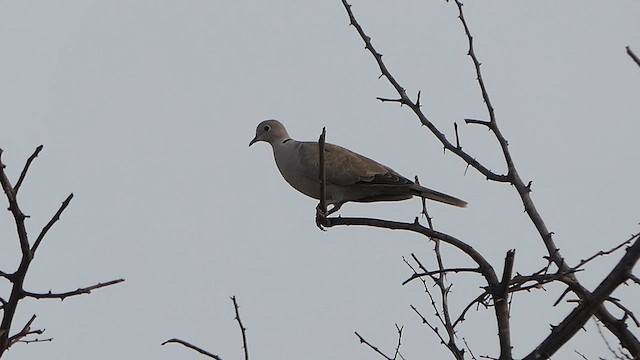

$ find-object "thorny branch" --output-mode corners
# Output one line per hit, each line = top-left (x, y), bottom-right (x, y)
(339, 0), (509, 183)
(162, 296), (250, 360)
(627, 46), (640, 68)
(162, 338), (223, 360)
(231, 296), (249, 360)
(355, 326), (405, 360)
(0, 147), (123, 355)
(336, 0), (640, 359)
(405, 252), (464, 359)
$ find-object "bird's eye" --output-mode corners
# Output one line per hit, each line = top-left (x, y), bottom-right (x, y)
(263, 125), (271, 132)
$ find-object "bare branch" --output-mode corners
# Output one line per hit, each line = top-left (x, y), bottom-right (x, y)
(339, 0), (509, 183)
(454, 122), (461, 149)
(355, 329), (403, 360)
(495, 250), (515, 359)
(463, 337), (479, 360)
(14, 145), (43, 195)
(7, 315), (40, 347)
(23, 279), (124, 300)
(464, 118), (491, 127)
(575, 235), (638, 271)
(403, 267), (482, 285)
(0, 148), (30, 255)
(392, 324), (404, 360)
(325, 216), (499, 284)
(410, 305), (449, 350)
(453, 291), (491, 328)
(574, 350), (589, 360)
(627, 46), (640, 68)
(31, 193), (74, 256)
(316, 127), (328, 230)
(340, 0), (640, 356)
(595, 319), (634, 360)
(231, 296), (249, 360)
(524, 235), (640, 360)
(162, 338), (223, 360)
(605, 298), (640, 328)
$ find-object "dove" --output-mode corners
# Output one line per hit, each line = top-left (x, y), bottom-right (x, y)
(249, 119), (467, 214)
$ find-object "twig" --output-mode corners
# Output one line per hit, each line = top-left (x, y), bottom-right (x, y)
(355, 331), (396, 360)
(23, 279), (125, 300)
(14, 145), (43, 195)
(410, 305), (448, 349)
(605, 298), (640, 327)
(316, 127), (327, 230)
(574, 350), (588, 360)
(392, 324), (404, 360)
(594, 318), (633, 360)
(231, 296), (249, 360)
(627, 46), (640, 68)
(453, 291), (491, 328)
(7, 315), (40, 345)
(162, 338), (223, 360)
(414, 176), (432, 226)
(0, 148), (30, 254)
(575, 235), (638, 271)
(431, 229), (464, 360)
(463, 337), (478, 360)
(31, 193), (74, 256)
(403, 267), (482, 285)
(454, 122), (461, 149)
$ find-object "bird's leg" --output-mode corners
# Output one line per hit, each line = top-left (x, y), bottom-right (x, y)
(315, 204), (327, 230)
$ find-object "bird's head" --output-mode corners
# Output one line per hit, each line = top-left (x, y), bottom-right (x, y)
(249, 119), (290, 146)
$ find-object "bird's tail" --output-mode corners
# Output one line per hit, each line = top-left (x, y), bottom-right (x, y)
(412, 185), (468, 208)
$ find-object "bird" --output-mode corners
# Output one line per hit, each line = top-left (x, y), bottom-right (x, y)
(249, 119), (467, 214)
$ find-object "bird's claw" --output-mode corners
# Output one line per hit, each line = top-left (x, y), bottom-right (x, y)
(315, 205), (327, 231)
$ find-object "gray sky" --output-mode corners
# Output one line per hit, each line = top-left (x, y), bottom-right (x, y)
(0, 1), (638, 359)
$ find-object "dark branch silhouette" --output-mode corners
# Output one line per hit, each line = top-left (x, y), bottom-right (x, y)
(163, 296), (250, 360)
(627, 46), (640, 68)
(162, 338), (223, 360)
(0, 146), (123, 356)
(331, 1), (640, 359)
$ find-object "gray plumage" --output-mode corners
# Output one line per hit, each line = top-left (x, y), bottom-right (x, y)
(249, 119), (467, 213)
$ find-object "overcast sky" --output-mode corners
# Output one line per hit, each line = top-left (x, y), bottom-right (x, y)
(0, 1), (639, 359)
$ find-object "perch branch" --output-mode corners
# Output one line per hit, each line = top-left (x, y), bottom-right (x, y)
(316, 127), (327, 230)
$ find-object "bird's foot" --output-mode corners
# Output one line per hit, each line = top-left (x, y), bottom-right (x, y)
(315, 205), (328, 231)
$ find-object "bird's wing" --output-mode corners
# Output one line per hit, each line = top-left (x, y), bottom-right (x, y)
(298, 142), (412, 186)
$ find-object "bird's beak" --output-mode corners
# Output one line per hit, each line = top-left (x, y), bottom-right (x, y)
(249, 136), (259, 147)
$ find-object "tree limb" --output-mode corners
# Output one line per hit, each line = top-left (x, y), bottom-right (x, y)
(162, 338), (223, 360)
